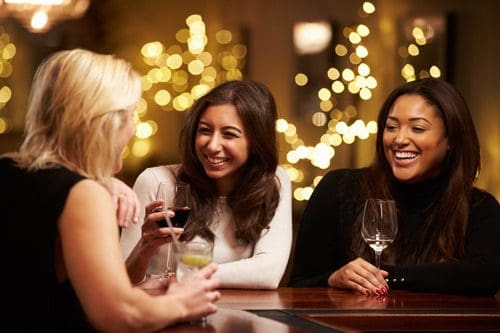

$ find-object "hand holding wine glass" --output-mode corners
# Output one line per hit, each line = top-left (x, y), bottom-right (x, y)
(361, 199), (398, 268)
(152, 182), (191, 279)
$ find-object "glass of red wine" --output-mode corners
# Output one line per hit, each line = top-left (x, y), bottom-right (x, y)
(153, 182), (191, 279)
(169, 183), (191, 228)
(156, 183), (191, 228)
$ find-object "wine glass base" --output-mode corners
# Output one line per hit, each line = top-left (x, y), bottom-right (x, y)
(191, 316), (208, 326)
(148, 271), (176, 282)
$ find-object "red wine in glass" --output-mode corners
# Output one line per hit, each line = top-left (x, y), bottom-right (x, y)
(156, 183), (191, 228)
(168, 206), (191, 227)
(156, 207), (191, 228)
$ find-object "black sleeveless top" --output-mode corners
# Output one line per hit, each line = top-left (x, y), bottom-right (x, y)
(0, 157), (96, 332)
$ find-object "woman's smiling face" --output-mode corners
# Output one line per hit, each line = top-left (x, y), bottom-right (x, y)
(195, 103), (250, 195)
(383, 94), (449, 184)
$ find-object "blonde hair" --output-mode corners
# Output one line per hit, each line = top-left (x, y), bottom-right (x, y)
(9, 49), (141, 187)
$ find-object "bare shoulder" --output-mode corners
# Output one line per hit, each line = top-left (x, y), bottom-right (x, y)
(65, 179), (115, 219)
(70, 179), (111, 200)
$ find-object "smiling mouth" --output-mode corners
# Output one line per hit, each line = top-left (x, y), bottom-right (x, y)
(393, 151), (419, 164)
(206, 155), (230, 165)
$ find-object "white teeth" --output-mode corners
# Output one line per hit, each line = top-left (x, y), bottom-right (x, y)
(394, 151), (417, 159)
(207, 156), (227, 164)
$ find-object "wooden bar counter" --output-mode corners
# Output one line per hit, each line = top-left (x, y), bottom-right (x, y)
(159, 287), (500, 332)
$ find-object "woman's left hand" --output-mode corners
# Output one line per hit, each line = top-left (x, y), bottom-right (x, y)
(328, 257), (389, 296)
(111, 177), (140, 228)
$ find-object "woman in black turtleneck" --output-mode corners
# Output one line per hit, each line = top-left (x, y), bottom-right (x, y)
(288, 78), (500, 295)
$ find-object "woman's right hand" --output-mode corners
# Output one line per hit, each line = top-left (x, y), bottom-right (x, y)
(139, 200), (183, 257)
(167, 263), (221, 321)
(327, 257), (389, 296)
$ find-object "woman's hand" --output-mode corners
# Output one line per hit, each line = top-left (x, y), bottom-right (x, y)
(139, 200), (184, 258)
(328, 257), (389, 296)
(124, 200), (184, 284)
(111, 177), (140, 228)
(167, 263), (221, 321)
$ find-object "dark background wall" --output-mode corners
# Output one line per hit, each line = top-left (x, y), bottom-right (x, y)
(1, 0), (498, 203)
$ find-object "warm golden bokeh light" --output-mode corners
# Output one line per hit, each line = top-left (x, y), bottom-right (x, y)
(0, 86), (12, 103)
(357, 24), (370, 37)
(216, 30), (232, 44)
(318, 88), (331, 101)
(312, 112), (327, 127)
(429, 65), (441, 78)
(335, 44), (348, 56)
(408, 43), (419, 56)
(0, 117), (7, 133)
(295, 73), (308, 86)
(327, 67), (340, 80)
(355, 45), (368, 58)
(362, 1), (376, 14)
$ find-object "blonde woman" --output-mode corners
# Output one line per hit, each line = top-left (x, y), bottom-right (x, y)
(0, 49), (220, 332)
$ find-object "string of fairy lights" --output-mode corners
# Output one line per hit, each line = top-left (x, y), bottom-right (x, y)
(0, 1), (443, 202)
(281, 1), (379, 201)
(124, 14), (247, 159)
(398, 18), (443, 81)
(277, 1), (441, 201)
(0, 26), (15, 135)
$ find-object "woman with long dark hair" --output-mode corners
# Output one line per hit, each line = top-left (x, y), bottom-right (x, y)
(289, 78), (500, 295)
(121, 80), (292, 289)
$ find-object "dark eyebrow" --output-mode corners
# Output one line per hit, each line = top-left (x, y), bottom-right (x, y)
(198, 120), (243, 133)
(387, 116), (431, 125)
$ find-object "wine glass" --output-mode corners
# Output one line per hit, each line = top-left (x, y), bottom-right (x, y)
(152, 182), (190, 279)
(155, 183), (191, 227)
(168, 183), (191, 228)
(361, 199), (398, 268)
(176, 240), (213, 325)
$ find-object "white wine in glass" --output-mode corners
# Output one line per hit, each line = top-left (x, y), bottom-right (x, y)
(361, 199), (398, 268)
(176, 240), (213, 325)
(176, 240), (213, 282)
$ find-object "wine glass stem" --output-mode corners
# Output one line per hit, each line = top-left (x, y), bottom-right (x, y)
(374, 250), (382, 268)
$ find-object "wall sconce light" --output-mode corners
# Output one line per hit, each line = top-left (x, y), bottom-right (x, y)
(1, 0), (90, 33)
(293, 21), (332, 55)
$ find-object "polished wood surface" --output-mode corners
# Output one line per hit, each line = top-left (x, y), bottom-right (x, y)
(147, 287), (500, 332)
(160, 308), (307, 333)
(218, 288), (500, 332)
(219, 287), (500, 310)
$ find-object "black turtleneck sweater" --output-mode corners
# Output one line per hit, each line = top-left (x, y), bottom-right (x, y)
(288, 168), (500, 295)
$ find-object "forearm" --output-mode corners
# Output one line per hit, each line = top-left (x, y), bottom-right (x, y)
(215, 255), (288, 289)
(89, 289), (183, 332)
(125, 241), (156, 284)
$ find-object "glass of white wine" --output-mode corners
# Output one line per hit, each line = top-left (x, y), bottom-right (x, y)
(361, 199), (398, 268)
(176, 240), (213, 281)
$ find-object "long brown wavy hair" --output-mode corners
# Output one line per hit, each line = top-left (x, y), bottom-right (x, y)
(176, 80), (280, 245)
(352, 78), (480, 264)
